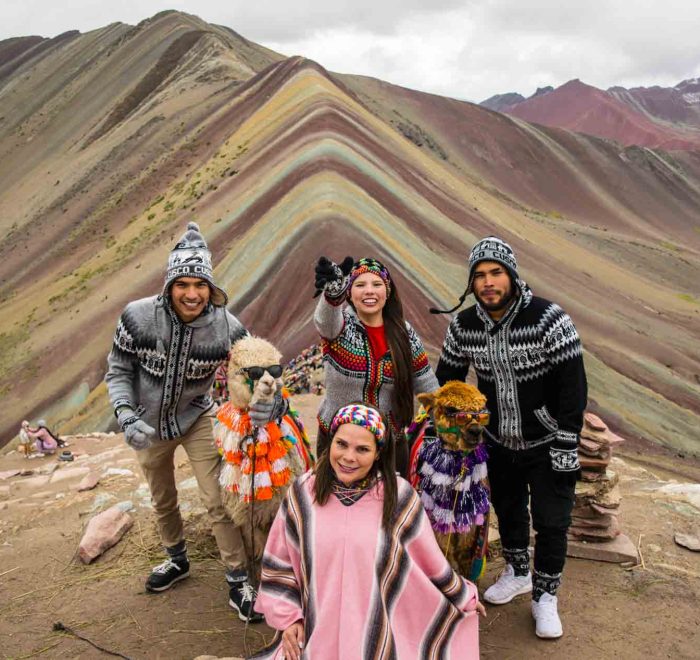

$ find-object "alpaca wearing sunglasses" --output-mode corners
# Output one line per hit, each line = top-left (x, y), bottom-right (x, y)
(214, 336), (314, 573)
(407, 381), (492, 582)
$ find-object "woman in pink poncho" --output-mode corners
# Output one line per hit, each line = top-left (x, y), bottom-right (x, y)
(253, 403), (484, 659)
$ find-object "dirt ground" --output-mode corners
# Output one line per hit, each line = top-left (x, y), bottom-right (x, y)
(1, 394), (699, 660)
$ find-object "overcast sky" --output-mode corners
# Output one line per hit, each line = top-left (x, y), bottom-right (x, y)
(2, 0), (699, 102)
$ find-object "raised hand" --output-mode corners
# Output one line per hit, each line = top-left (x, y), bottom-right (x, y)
(313, 256), (354, 298)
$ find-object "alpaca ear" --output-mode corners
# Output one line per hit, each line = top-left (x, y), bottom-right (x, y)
(417, 391), (435, 411)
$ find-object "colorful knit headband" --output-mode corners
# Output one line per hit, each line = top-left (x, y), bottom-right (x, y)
(347, 258), (392, 296)
(330, 404), (387, 448)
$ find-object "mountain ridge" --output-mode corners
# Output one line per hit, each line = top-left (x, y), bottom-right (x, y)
(481, 76), (700, 149)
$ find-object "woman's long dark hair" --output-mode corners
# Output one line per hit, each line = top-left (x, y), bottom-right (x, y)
(382, 278), (415, 429)
(313, 404), (398, 530)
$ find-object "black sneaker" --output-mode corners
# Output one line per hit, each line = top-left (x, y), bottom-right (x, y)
(145, 557), (190, 592)
(227, 574), (264, 622)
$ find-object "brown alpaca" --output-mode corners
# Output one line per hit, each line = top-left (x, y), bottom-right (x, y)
(408, 381), (491, 582)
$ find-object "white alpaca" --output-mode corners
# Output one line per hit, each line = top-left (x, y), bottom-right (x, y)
(214, 336), (312, 557)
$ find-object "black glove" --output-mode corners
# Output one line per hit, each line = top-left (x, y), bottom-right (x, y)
(313, 256), (354, 299)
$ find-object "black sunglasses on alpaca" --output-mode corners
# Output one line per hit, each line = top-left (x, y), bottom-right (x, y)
(238, 365), (284, 380)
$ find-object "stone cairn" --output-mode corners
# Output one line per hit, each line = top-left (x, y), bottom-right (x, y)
(283, 344), (324, 395)
(569, 412), (625, 543)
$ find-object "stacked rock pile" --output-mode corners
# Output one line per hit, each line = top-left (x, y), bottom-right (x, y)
(569, 412), (625, 543)
(284, 344), (324, 395)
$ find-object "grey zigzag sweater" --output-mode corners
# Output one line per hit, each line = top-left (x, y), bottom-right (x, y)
(105, 295), (247, 440)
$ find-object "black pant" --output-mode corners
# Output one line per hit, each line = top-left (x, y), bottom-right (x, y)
(316, 425), (409, 478)
(487, 442), (575, 575)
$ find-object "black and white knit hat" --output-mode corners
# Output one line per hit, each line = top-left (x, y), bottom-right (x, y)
(466, 236), (519, 295)
(163, 222), (228, 306)
(430, 235), (520, 315)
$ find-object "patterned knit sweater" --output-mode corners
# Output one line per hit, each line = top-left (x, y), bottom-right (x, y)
(436, 287), (587, 453)
(105, 295), (247, 440)
(315, 296), (439, 435)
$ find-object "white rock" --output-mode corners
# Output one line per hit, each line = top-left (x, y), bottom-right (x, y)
(675, 533), (700, 552)
(90, 492), (117, 511)
(102, 467), (135, 478)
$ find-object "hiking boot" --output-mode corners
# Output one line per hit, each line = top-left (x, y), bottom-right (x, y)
(227, 571), (264, 623)
(483, 563), (532, 605)
(532, 592), (563, 639)
(145, 557), (190, 593)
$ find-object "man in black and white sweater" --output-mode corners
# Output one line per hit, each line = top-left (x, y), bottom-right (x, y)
(435, 236), (587, 639)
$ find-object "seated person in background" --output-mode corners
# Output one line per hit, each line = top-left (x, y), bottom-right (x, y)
(25, 419), (63, 454)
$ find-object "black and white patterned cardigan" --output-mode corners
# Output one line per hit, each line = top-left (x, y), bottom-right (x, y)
(105, 295), (247, 441)
(436, 287), (587, 459)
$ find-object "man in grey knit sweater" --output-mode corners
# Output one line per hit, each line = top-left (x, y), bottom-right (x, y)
(105, 222), (277, 621)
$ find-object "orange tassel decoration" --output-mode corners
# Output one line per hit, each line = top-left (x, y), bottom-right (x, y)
(213, 394), (315, 503)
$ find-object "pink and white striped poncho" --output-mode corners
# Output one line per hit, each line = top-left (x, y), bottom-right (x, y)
(253, 473), (480, 659)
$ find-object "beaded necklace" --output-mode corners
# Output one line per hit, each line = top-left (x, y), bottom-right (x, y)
(331, 473), (377, 506)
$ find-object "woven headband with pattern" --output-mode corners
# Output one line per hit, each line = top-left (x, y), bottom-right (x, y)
(348, 258), (392, 296)
(330, 404), (387, 447)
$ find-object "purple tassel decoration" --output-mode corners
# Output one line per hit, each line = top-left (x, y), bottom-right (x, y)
(418, 438), (490, 535)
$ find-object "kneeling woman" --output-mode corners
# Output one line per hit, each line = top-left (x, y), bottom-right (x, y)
(253, 404), (484, 660)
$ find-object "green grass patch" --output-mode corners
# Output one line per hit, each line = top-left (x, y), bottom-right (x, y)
(0, 326), (30, 379)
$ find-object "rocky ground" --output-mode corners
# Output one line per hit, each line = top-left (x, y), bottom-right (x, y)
(1, 394), (699, 659)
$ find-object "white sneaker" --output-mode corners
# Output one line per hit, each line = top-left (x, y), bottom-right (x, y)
(531, 592), (563, 639)
(483, 563), (532, 604)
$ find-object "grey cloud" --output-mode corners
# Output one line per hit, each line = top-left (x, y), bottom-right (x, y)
(1, 0), (698, 102)
(456, 0), (700, 96)
(217, 0), (469, 41)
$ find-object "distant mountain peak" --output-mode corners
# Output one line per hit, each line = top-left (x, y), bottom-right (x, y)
(559, 78), (592, 91)
(529, 85), (554, 99)
(480, 91), (525, 112)
(481, 74), (700, 148)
